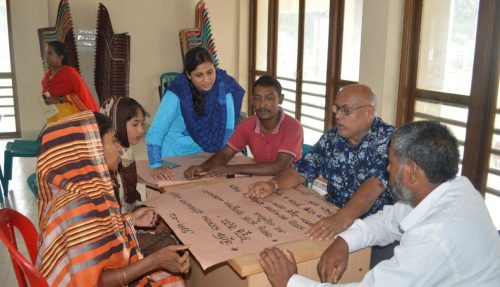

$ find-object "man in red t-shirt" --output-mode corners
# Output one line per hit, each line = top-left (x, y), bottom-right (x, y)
(184, 75), (304, 179)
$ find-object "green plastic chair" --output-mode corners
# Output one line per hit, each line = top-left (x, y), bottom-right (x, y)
(1, 136), (41, 198)
(302, 144), (313, 155)
(158, 72), (180, 100)
(26, 173), (38, 199)
(302, 144), (313, 187)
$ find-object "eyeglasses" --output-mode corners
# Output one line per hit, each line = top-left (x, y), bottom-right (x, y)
(332, 104), (372, 116)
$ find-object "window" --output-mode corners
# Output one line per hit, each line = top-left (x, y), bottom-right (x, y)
(249, 0), (363, 145)
(0, 0), (18, 137)
(397, 0), (500, 227)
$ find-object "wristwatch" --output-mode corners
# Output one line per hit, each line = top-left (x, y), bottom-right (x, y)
(58, 97), (64, 104)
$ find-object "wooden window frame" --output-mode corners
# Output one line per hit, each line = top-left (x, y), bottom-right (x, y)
(0, 0), (20, 138)
(396, 0), (500, 195)
(248, 0), (357, 132)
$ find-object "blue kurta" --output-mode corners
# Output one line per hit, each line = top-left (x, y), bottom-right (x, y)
(146, 90), (235, 168)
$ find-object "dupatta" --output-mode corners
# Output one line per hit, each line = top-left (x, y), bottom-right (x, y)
(168, 69), (244, 152)
(42, 65), (99, 112)
(36, 111), (184, 287)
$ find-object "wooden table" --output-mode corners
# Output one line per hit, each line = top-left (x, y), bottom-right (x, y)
(146, 185), (370, 286)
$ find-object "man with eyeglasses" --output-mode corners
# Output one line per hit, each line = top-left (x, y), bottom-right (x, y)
(258, 121), (500, 287)
(246, 84), (394, 241)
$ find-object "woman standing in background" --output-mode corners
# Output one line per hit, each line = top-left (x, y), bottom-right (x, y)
(42, 41), (98, 122)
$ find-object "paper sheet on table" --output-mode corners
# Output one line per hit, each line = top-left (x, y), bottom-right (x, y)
(145, 177), (338, 270)
(136, 152), (255, 188)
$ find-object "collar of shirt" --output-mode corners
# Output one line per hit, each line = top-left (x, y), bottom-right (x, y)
(399, 177), (457, 232)
(254, 106), (285, 135)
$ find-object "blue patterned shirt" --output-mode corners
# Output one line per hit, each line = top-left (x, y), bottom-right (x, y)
(294, 117), (394, 217)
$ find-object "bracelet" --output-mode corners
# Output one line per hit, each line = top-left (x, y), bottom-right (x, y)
(117, 269), (127, 287)
(58, 97), (64, 103)
(269, 180), (279, 192)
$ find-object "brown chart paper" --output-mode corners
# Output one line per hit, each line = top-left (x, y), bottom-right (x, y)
(136, 152), (256, 188)
(145, 177), (338, 270)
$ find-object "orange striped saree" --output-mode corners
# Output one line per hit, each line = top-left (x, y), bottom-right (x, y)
(36, 111), (185, 287)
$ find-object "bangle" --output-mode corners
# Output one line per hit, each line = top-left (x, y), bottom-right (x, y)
(117, 269), (127, 286)
(269, 180), (278, 192)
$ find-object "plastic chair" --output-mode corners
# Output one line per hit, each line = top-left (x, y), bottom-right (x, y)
(302, 144), (313, 187)
(302, 143), (313, 155)
(158, 72), (180, 100)
(26, 173), (38, 199)
(1, 134), (41, 197)
(0, 208), (48, 287)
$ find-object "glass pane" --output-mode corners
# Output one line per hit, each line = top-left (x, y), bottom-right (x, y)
(279, 77), (296, 114)
(0, 97), (13, 105)
(304, 130), (323, 146)
(340, 0), (363, 81)
(485, 193), (500, 229)
(0, 115), (15, 133)
(0, 106), (14, 115)
(417, 0), (480, 95)
(415, 100), (468, 124)
(256, 0), (269, 71)
(277, 0), (299, 79)
(484, 69), (499, 228)
(0, 87), (12, 96)
(0, 78), (12, 87)
(282, 92), (296, 115)
(302, 0), (329, 82)
(0, 0), (11, 73)
(301, 81), (326, 122)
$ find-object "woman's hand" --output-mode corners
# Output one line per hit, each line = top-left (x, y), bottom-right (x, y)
(184, 165), (207, 180)
(151, 166), (175, 181)
(131, 207), (159, 228)
(152, 245), (191, 274)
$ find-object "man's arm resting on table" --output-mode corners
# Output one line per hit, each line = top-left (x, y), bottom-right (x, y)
(184, 146), (236, 179)
(223, 152), (295, 176)
(307, 178), (386, 241)
(245, 166), (305, 198)
(201, 146), (236, 169)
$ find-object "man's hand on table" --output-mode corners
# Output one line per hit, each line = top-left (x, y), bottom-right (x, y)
(307, 211), (354, 241)
(259, 247), (297, 287)
(205, 165), (235, 178)
(245, 181), (276, 199)
(184, 165), (208, 180)
(151, 166), (175, 181)
(317, 236), (349, 283)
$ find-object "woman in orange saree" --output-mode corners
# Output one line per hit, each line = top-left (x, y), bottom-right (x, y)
(42, 41), (99, 122)
(36, 111), (189, 286)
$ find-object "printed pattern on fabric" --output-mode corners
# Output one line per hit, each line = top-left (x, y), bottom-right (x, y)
(147, 144), (164, 168)
(294, 117), (394, 217)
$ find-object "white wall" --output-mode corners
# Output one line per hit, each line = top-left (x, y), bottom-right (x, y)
(10, 0), (403, 137)
(359, 0), (404, 125)
(11, 0), (248, 138)
(9, 0), (49, 138)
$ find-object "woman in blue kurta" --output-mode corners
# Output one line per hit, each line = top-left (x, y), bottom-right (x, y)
(146, 47), (244, 178)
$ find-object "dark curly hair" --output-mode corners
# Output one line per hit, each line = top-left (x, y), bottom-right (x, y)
(184, 47), (215, 116)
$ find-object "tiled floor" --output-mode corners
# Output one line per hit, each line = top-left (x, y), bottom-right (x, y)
(1, 138), (499, 286)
